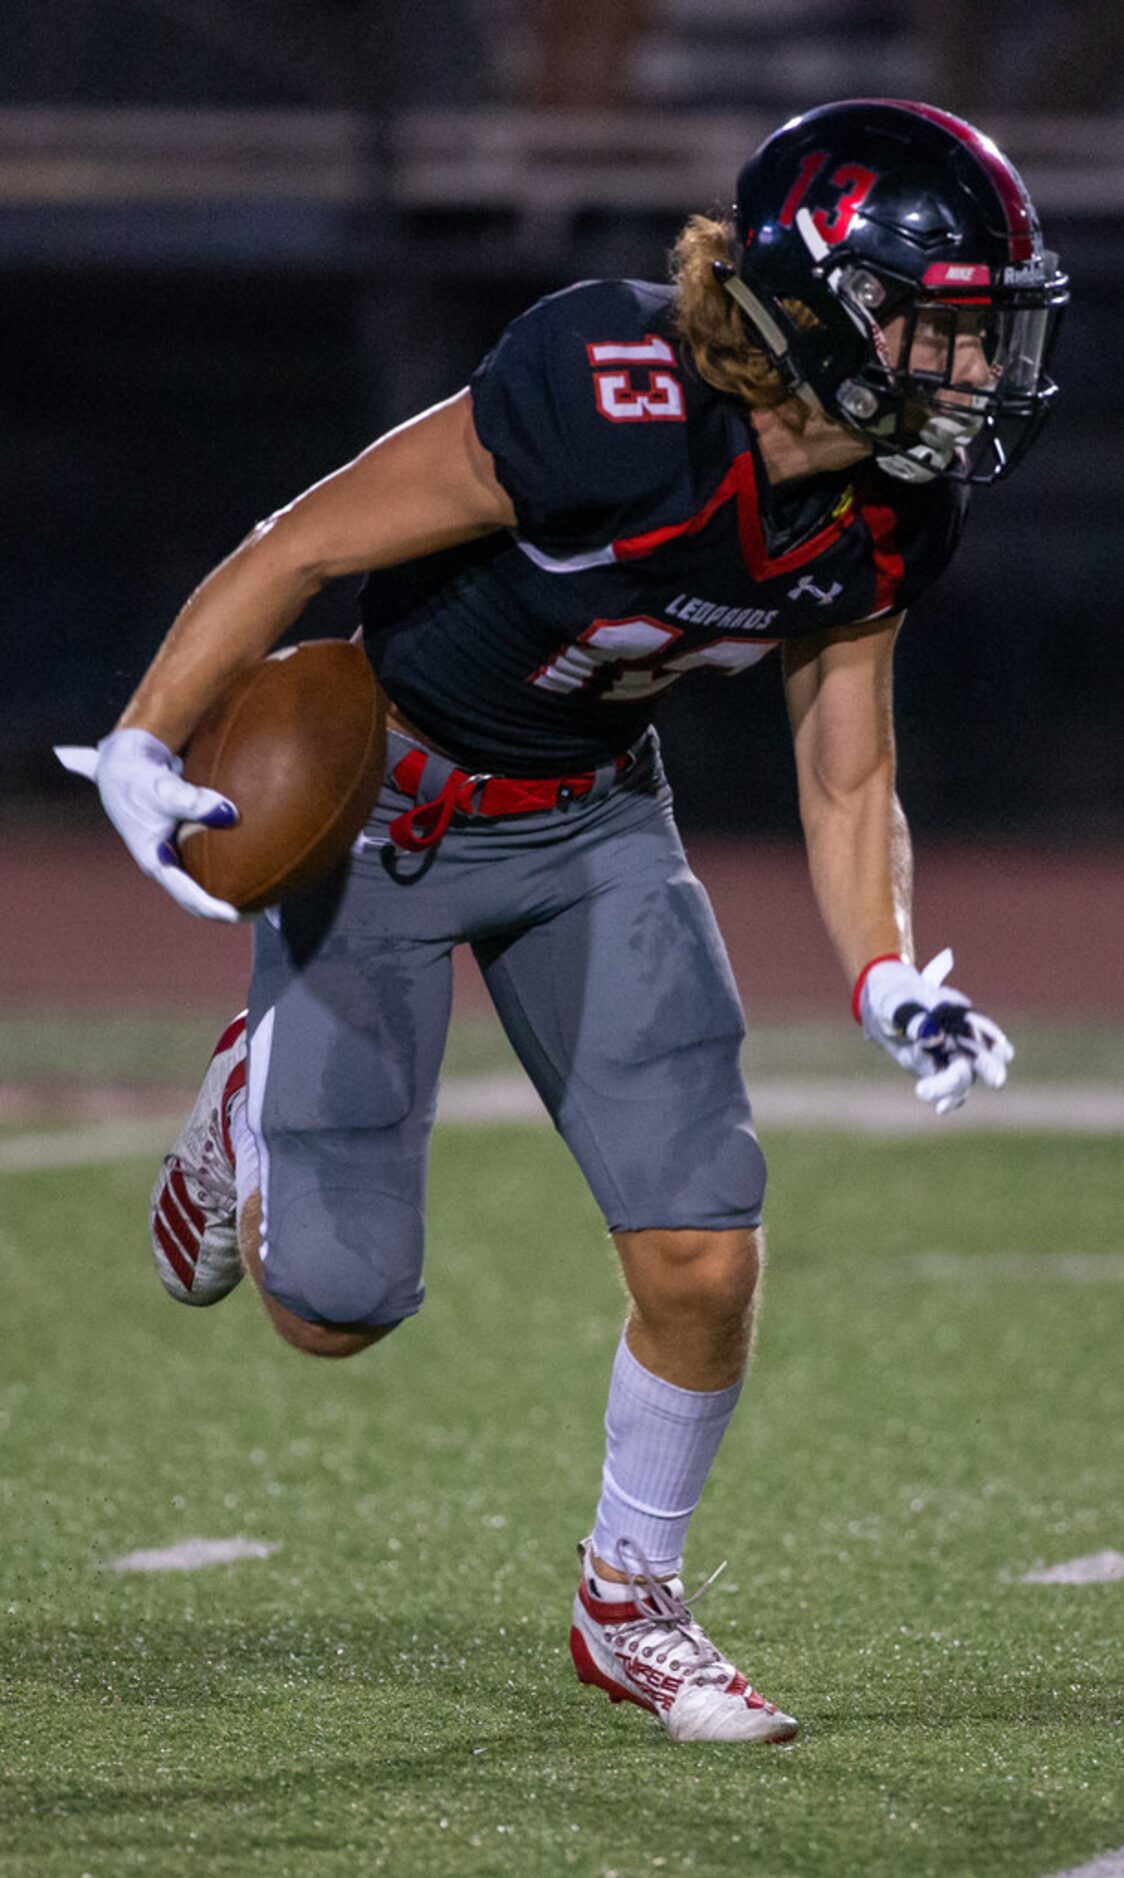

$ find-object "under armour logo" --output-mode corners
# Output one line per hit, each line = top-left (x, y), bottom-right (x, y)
(788, 575), (843, 606)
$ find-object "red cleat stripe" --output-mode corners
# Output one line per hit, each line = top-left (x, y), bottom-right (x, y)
(220, 1059), (247, 1165)
(578, 1582), (648, 1626)
(723, 1670), (770, 1709)
(158, 1187), (202, 1260)
(569, 1628), (656, 1716)
(154, 1212), (195, 1290)
(168, 1166), (206, 1233)
(213, 1012), (248, 1060)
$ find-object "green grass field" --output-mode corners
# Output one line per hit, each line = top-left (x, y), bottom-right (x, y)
(1, 1025), (1122, 1877)
(6, 1007), (1124, 1090)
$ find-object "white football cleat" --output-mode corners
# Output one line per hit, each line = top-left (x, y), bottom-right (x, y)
(148, 1012), (247, 1306)
(570, 1537), (798, 1744)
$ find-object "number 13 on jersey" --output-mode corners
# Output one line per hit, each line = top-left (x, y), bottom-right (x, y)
(587, 337), (686, 422)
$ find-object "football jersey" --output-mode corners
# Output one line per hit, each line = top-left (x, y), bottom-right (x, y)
(362, 279), (968, 774)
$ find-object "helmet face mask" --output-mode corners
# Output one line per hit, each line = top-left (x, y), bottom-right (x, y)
(728, 100), (1069, 484)
(841, 281), (1066, 482)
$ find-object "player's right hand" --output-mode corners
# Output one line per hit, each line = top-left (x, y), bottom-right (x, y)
(856, 948), (1014, 1115)
(54, 728), (242, 921)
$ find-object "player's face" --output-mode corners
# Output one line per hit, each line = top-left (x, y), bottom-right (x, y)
(881, 306), (997, 400)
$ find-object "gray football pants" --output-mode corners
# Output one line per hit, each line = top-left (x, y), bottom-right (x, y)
(246, 729), (765, 1328)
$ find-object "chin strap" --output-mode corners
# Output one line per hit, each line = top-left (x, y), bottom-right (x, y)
(877, 446), (942, 484)
(877, 410), (984, 482)
(717, 265), (824, 415)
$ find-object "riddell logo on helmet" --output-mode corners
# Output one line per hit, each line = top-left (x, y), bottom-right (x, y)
(1003, 262), (1046, 286)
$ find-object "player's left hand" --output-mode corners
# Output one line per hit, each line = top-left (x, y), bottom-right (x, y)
(856, 948), (1014, 1115)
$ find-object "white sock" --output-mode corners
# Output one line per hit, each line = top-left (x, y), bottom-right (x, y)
(591, 1334), (743, 1578)
(228, 1092), (260, 1225)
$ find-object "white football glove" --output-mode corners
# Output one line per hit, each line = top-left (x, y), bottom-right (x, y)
(858, 948), (1014, 1115)
(54, 728), (242, 921)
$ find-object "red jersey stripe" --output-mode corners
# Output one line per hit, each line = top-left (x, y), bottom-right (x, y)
(859, 500), (905, 616)
(733, 456), (857, 578)
(612, 458), (745, 562)
(613, 453), (856, 580)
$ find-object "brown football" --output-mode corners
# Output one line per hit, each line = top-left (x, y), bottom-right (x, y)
(179, 638), (386, 914)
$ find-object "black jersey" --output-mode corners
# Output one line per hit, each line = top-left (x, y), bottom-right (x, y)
(362, 280), (968, 774)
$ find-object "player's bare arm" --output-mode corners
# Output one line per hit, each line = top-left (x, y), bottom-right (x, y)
(54, 388), (515, 918)
(783, 613), (912, 985)
(784, 615), (1014, 1110)
(120, 388), (515, 752)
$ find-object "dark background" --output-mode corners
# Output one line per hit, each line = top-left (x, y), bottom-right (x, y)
(2, 0), (1121, 841)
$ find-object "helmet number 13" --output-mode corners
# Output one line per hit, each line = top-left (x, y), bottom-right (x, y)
(778, 151), (879, 246)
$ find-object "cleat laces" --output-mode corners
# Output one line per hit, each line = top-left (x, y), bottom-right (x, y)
(608, 1541), (769, 1706)
(191, 1150), (235, 1220)
(191, 1121), (236, 1217)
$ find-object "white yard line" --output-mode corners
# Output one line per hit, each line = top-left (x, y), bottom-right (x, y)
(750, 1079), (1124, 1134)
(1022, 1550), (1124, 1585)
(438, 1075), (1124, 1133)
(0, 1117), (177, 1170)
(916, 1252), (1124, 1284)
(109, 1537), (279, 1572)
(1040, 1852), (1124, 1878)
(1, 1077), (1122, 1173)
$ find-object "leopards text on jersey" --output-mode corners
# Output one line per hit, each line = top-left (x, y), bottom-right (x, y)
(361, 280), (968, 774)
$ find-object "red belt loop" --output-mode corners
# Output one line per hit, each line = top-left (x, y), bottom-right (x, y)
(386, 746), (633, 854)
(388, 757), (483, 852)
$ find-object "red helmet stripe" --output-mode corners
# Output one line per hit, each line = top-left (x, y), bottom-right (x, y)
(848, 98), (1035, 262)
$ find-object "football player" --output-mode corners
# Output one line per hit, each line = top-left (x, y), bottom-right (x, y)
(59, 100), (1066, 1742)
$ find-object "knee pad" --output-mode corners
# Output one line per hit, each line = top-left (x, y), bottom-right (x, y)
(260, 1182), (425, 1328)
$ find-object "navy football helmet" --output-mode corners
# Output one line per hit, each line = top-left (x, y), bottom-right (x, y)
(721, 99), (1068, 483)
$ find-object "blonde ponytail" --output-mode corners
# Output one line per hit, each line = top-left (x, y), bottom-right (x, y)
(670, 214), (818, 413)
